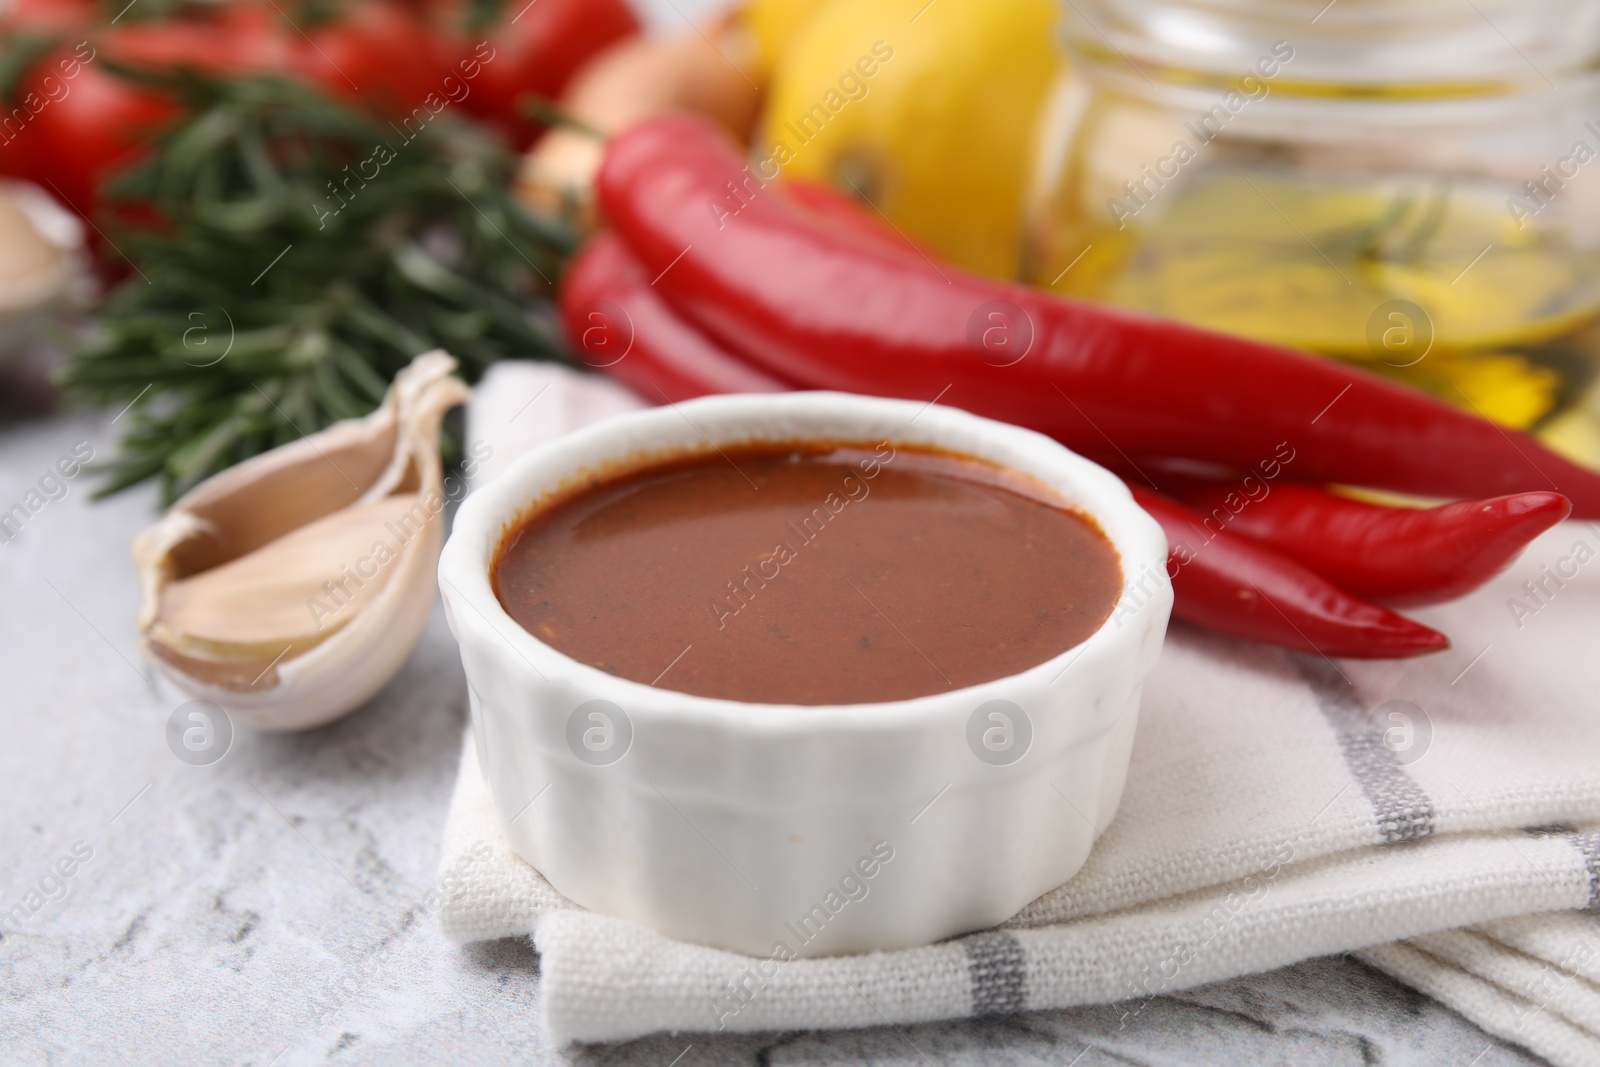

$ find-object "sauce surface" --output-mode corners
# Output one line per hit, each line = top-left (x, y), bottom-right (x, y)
(493, 443), (1123, 705)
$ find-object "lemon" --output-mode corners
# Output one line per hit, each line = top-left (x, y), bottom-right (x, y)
(756, 0), (1063, 278)
(740, 0), (826, 79)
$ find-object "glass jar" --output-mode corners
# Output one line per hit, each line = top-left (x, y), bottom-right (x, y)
(1027, 0), (1600, 461)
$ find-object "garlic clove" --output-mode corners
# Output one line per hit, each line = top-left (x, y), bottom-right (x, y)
(153, 494), (426, 656)
(0, 181), (88, 361)
(134, 351), (471, 732)
(0, 190), (67, 311)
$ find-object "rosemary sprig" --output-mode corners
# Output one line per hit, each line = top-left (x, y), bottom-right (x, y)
(64, 71), (577, 503)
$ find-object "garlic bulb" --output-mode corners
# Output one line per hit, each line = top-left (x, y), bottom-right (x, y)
(134, 352), (471, 731)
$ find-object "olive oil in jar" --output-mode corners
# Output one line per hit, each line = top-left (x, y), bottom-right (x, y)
(1029, 0), (1600, 465)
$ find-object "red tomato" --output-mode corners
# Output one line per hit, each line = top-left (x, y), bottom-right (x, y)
(18, 20), (288, 218)
(286, 0), (449, 114)
(0, 0), (586, 227)
(13, 44), (177, 219)
(109, 2), (448, 115)
(105, 13), (290, 77)
(0, 0), (101, 190)
(0, 0), (96, 32)
(463, 0), (639, 148)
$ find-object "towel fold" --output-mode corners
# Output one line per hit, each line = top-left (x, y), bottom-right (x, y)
(440, 362), (1600, 1061)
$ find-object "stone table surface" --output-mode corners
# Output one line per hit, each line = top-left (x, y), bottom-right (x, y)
(0, 407), (1554, 1066)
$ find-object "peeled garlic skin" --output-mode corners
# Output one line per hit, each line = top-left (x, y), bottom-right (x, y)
(134, 352), (469, 732)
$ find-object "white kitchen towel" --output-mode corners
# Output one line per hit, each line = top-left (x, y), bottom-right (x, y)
(1359, 921), (1600, 1067)
(440, 362), (1600, 1060)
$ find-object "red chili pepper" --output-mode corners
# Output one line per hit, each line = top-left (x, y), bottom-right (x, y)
(562, 231), (788, 402)
(562, 185), (926, 401)
(1129, 486), (1450, 658)
(779, 178), (929, 257)
(595, 115), (1600, 517)
(1159, 476), (1572, 607)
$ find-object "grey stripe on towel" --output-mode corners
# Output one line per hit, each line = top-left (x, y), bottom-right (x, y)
(1294, 656), (1435, 844)
(963, 931), (1026, 1015)
(1578, 830), (1600, 911)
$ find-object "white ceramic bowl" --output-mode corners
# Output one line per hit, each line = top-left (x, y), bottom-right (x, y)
(439, 393), (1171, 958)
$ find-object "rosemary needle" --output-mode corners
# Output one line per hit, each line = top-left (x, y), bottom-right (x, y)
(64, 71), (578, 504)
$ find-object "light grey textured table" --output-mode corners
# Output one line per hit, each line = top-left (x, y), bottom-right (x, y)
(0, 405), (1550, 1066)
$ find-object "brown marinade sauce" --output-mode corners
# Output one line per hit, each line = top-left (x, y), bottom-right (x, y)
(492, 442), (1123, 705)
